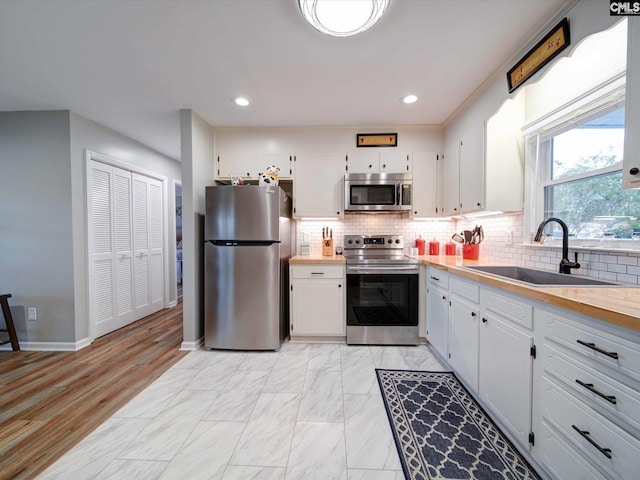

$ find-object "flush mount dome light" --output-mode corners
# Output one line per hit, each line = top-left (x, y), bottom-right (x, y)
(298, 0), (390, 37)
(402, 94), (418, 104)
(234, 97), (250, 106)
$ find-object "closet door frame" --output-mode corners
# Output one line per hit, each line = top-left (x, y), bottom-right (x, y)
(85, 149), (170, 342)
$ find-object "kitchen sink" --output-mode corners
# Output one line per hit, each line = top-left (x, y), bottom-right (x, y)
(464, 265), (622, 287)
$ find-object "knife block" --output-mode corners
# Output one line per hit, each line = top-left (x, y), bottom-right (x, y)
(322, 238), (333, 256)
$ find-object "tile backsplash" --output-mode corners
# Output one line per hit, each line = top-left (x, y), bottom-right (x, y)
(296, 212), (640, 285)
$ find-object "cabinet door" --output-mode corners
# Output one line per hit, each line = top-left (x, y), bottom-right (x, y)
(442, 142), (460, 216)
(346, 152), (379, 173)
(410, 152), (437, 218)
(459, 123), (485, 213)
(479, 312), (533, 447)
(291, 279), (345, 336)
(426, 284), (448, 358)
(449, 295), (479, 392)
(217, 153), (291, 179)
(293, 154), (344, 218)
(623, 17), (640, 189)
(380, 151), (411, 173)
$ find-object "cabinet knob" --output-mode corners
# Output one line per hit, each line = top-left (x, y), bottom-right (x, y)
(630, 167), (640, 175)
(414, 211), (418, 214)
(477, 202), (481, 207)
(471, 311), (477, 317)
(482, 317), (487, 323)
(338, 284), (342, 288)
(442, 295), (446, 300)
(337, 211), (340, 215)
(368, 164), (372, 169)
(382, 164), (386, 168)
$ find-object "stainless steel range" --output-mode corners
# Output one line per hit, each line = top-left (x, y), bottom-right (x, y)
(343, 234), (419, 345)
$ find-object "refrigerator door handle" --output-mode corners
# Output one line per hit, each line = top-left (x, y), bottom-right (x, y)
(207, 240), (280, 247)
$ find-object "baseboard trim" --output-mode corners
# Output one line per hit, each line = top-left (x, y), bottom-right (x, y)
(180, 337), (204, 351)
(0, 338), (93, 352)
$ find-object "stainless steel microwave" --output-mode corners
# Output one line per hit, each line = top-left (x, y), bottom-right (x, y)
(344, 173), (412, 212)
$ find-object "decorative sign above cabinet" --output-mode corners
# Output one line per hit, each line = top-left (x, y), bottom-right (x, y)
(356, 133), (397, 147)
(507, 17), (570, 93)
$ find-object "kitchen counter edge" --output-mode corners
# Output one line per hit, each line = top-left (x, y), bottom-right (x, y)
(290, 255), (346, 265)
(419, 255), (640, 333)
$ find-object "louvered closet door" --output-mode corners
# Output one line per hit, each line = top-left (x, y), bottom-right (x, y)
(132, 173), (152, 317)
(148, 177), (164, 311)
(113, 167), (135, 326)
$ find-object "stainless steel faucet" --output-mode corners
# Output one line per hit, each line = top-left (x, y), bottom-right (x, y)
(534, 217), (581, 274)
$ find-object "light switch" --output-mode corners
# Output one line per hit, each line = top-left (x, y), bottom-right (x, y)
(28, 307), (37, 321)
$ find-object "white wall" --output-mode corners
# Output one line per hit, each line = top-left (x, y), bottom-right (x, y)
(69, 112), (182, 341)
(0, 111), (75, 345)
(180, 109), (215, 347)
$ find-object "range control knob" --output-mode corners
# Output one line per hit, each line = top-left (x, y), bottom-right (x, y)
(355, 239), (360, 244)
(387, 239), (393, 244)
(347, 239), (353, 244)
(395, 239), (401, 244)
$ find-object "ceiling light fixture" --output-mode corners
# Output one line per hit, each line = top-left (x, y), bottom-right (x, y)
(298, 0), (390, 37)
(402, 94), (418, 104)
(234, 97), (250, 107)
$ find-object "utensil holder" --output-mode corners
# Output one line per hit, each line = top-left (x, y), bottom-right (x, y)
(462, 244), (479, 260)
(322, 238), (333, 256)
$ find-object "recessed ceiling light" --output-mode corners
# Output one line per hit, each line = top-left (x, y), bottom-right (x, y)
(234, 97), (250, 107)
(298, 0), (390, 37)
(402, 94), (418, 104)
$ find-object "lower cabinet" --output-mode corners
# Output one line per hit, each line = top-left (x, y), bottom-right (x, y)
(289, 264), (345, 339)
(448, 276), (480, 393)
(426, 268), (449, 358)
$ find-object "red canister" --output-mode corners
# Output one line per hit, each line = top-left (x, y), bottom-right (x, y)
(415, 238), (426, 255)
(445, 242), (456, 255)
(428, 239), (440, 255)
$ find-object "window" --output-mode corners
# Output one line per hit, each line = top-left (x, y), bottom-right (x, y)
(532, 105), (640, 245)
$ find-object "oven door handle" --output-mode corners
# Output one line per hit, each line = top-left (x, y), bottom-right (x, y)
(347, 266), (419, 275)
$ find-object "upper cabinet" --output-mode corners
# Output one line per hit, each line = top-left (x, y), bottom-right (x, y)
(459, 124), (485, 214)
(441, 142), (460, 216)
(623, 17), (640, 189)
(292, 154), (345, 218)
(411, 152), (438, 218)
(216, 153), (292, 181)
(346, 151), (411, 174)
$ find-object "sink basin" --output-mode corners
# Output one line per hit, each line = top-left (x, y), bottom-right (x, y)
(464, 265), (621, 287)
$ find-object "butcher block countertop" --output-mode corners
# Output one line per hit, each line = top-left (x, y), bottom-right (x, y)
(419, 255), (640, 333)
(290, 255), (346, 265)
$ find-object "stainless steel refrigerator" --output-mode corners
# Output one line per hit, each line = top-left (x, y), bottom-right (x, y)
(204, 185), (292, 350)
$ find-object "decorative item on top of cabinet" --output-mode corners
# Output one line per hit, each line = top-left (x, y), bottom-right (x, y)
(292, 153), (344, 218)
(346, 151), (412, 173)
(215, 153), (292, 181)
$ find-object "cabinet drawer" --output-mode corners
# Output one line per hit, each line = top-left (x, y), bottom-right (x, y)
(538, 420), (607, 480)
(450, 277), (479, 303)
(482, 289), (532, 330)
(543, 343), (640, 434)
(290, 264), (344, 279)
(540, 308), (640, 383)
(541, 376), (640, 480)
(427, 269), (448, 289)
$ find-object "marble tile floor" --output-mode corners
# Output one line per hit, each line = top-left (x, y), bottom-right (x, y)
(38, 342), (445, 480)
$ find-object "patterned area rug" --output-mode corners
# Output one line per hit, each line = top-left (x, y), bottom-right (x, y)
(376, 370), (541, 480)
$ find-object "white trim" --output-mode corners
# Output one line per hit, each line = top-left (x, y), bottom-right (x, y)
(168, 300), (177, 308)
(172, 178), (183, 304)
(541, 163), (623, 187)
(0, 338), (92, 352)
(180, 337), (204, 351)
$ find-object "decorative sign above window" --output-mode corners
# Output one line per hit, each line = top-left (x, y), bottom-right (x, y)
(507, 17), (570, 93)
(356, 133), (397, 147)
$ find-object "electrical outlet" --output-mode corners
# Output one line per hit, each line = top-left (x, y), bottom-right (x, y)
(27, 307), (37, 321)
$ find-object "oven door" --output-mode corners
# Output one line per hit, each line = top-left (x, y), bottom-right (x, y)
(346, 265), (419, 345)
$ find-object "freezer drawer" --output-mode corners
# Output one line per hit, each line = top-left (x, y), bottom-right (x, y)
(204, 241), (282, 350)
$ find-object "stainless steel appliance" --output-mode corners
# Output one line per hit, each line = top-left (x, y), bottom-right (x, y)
(204, 186), (292, 350)
(344, 173), (412, 213)
(344, 234), (419, 345)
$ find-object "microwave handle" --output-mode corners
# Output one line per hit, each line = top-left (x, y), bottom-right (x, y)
(396, 183), (401, 206)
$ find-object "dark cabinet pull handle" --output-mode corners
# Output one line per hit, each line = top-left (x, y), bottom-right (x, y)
(630, 167), (639, 175)
(442, 295), (447, 300)
(576, 340), (619, 359)
(430, 276), (439, 281)
(471, 311), (477, 317)
(575, 379), (617, 404)
(571, 425), (612, 459)
(482, 317), (487, 323)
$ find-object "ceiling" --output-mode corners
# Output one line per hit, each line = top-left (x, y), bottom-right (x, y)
(0, 0), (571, 161)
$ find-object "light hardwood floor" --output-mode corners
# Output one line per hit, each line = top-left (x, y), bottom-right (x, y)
(0, 302), (186, 480)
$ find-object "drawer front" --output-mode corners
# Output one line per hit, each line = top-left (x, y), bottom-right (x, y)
(290, 264), (344, 279)
(538, 420), (607, 480)
(540, 308), (640, 383)
(427, 269), (449, 289)
(482, 289), (532, 330)
(543, 343), (640, 433)
(541, 376), (640, 480)
(450, 277), (479, 303)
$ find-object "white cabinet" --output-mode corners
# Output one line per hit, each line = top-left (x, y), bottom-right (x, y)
(216, 153), (292, 180)
(623, 17), (640, 189)
(426, 268), (449, 358)
(410, 152), (438, 218)
(441, 142), (460, 216)
(290, 264), (345, 338)
(292, 154), (345, 218)
(448, 277), (480, 392)
(459, 124), (485, 214)
(346, 151), (411, 173)
(479, 288), (534, 448)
